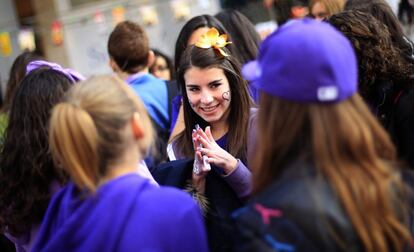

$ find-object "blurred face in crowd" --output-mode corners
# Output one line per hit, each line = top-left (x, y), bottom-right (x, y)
(311, 1), (328, 21)
(151, 56), (171, 80)
(184, 67), (231, 126)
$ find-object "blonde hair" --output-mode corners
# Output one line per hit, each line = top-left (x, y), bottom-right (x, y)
(254, 93), (411, 252)
(49, 75), (154, 192)
(310, 0), (345, 17)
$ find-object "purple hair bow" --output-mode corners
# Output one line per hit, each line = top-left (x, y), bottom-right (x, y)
(26, 60), (85, 83)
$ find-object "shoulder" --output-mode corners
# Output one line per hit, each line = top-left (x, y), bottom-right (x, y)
(134, 172), (199, 215)
(392, 85), (414, 129)
(232, 163), (358, 251)
(130, 74), (167, 90)
(139, 184), (195, 209)
(145, 74), (168, 87)
(396, 86), (414, 112)
(106, 175), (206, 251)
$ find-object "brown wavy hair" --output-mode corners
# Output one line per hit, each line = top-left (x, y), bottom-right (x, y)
(253, 93), (411, 252)
(0, 69), (72, 236)
(344, 0), (414, 62)
(328, 11), (414, 99)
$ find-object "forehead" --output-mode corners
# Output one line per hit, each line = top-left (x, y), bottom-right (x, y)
(155, 56), (167, 65)
(312, 1), (327, 12)
(184, 67), (227, 84)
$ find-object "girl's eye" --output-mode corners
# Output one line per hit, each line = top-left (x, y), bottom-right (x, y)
(188, 87), (199, 92)
(211, 83), (221, 89)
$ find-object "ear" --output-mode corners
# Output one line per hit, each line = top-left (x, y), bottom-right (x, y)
(146, 50), (155, 68)
(131, 113), (145, 139)
(109, 57), (120, 72)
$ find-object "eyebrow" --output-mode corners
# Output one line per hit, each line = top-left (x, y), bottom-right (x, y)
(186, 79), (222, 87)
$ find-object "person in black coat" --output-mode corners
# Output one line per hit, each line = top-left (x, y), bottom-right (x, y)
(329, 10), (414, 169)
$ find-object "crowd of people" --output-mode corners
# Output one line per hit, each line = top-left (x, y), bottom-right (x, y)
(1, 0), (414, 251)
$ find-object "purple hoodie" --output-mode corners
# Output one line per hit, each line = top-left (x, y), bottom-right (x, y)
(31, 174), (208, 252)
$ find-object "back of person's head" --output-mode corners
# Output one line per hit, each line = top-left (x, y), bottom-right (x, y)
(174, 15), (228, 72)
(108, 21), (150, 74)
(149, 49), (175, 80)
(215, 10), (261, 65)
(309, 0), (345, 20)
(328, 11), (413, 97)
(3, 51), (41, 112)
(344, 0), (413, 61)
(243, 18), (411, 252)
(49, 75), (154, 193)
(0, 67), (74, 236)
(175, 28), (252, 159)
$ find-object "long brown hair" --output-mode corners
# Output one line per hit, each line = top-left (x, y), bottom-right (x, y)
(49, 75), (154, 192)
(344, 0), (414, 62)
(0, 69), (71, 236)
(174, 45), (253, 160)
(253, 93), (411, 252)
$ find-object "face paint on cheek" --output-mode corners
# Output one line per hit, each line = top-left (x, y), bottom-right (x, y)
(222, 91), (231, 102)
(188, 100), (197, 108)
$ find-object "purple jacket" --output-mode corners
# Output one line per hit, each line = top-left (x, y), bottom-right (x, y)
(31, 174), (208, 252)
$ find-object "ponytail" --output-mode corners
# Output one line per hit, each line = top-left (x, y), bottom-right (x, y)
(49, 75), (154, 193)
(49, 103), (100, 192)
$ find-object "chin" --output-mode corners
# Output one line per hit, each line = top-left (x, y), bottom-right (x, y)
(202, 115), (223, 124)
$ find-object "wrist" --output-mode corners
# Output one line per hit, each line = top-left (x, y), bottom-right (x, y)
(224, 157), (238, 173)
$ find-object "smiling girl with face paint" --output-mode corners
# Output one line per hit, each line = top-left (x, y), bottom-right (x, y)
(163, 28), (256, 251)
(168, 28), (256, 199)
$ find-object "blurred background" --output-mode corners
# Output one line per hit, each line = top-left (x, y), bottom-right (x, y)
(0, 0), (278, 88)
(0, 0), (401, 93)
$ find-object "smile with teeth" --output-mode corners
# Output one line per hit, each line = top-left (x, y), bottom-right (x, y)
(200, 104), (219, 112)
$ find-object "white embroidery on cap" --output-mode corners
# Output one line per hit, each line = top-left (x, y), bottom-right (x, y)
(317, 86), (338, 101)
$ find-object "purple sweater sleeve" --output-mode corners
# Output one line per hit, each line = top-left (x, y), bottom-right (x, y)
(222, 108), (258, 198)
(222, 160), (252, 198)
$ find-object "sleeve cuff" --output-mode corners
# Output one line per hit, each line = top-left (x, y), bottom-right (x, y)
(222, 159), (252, 198)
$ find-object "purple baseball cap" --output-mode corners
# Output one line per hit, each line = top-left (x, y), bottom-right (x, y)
(243, 18), (357, 103)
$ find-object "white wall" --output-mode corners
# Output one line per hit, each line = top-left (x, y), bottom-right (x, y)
(58, 0), (221, 77)
(386, 0), (399, 14)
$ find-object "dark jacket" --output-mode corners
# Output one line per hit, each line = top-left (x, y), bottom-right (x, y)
(153, 159), (244, 252)
(231, 161), (413, 252)
(368, 80), (414, 168)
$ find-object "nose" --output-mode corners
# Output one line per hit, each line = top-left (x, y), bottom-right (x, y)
(200, 90), (214, 104)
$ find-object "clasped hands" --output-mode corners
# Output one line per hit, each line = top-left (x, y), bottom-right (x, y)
(192, 126), (238, 178)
